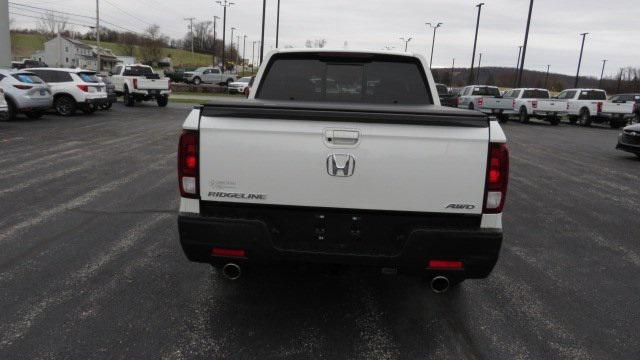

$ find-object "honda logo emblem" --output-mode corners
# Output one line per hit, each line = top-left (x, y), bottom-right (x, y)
(326, 154), (356, 177)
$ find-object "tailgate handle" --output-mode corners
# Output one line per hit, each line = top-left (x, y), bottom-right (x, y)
(325, 130), (359, 146)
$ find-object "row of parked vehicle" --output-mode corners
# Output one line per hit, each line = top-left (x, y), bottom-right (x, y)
(0, 64), (172, 121)
(437, 85), (639, 129)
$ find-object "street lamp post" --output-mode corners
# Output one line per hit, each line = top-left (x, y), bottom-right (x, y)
(242, 34), (247, 75)
(399, 37), (412, 52)
(426, 22), (443, 69)
(574, 32), (589, 88)
(545, 64), (550, 89)
(599, 59), (607, 88)
(477, 52), (483, 83)
(216, 0), (234, 70)
(516, 0), (535, 87)
(230, 27), (237, 70)
(469, 2), (485, 83)
(514, 45), (522, 87)
(275, 0), (281, 48)
(259, 0), (266, 62)
(212, 15), (220, 66)
(450, 58), (455, 87)
(236, 34), (241, 70)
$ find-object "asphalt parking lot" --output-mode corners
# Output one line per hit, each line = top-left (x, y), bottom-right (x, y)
(0, 103), (638, 360)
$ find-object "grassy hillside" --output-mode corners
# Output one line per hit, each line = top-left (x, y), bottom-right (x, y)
(11, 32), (213, 67)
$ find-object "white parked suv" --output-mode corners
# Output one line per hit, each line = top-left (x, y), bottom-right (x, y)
(29, 68), (108, 116)
(503, 88), (566, 125)
(177, 49), (509, 292)
(227, 76), (252, 94)
(559, 88), (632, 128)
(0, 69), (53, 120)
(109, 64), (171, 107)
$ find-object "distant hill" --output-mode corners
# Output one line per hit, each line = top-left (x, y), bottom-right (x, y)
(10, 32), (215, 67)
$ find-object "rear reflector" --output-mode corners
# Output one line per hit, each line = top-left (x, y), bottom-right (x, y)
(178, 130), (199, 199)
(483, 143), (509, 213)
(596, 101), (603, 113)
(428, 260), (464, 269)
(212, 247), (246, 258)
(478, 98), (484, 107)
(13, 84), (33, 90)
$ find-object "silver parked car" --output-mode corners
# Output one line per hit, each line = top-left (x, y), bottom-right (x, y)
(0, 69), (53, 120)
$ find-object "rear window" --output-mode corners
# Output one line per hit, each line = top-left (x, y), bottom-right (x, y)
(77, 72), (100, 83)
(12, 73), (44, 84)
(257, 54), (432, 105)
(578, 90), (606, 100)
(123, 66), (154, 77)
(522, 90), (550, 99)
(558, 90), (577, 100)
(471, 86), (500, 96)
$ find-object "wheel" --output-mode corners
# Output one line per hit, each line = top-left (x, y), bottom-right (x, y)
(192, 77), (202, 85)
(549, 115), (561, 126)
(81, 104), (96, 115)
(25, 111), (44, 119)
(498, 112), (508, 124)
(99, 102), (113, 110)
(156, 95), (168, 107)
(123, 87), (135, 107)
(519, 107), (530, 124)
(54, 95), (77, 116)
(3, 98), (17, 121)
(578, 108), (591, 127)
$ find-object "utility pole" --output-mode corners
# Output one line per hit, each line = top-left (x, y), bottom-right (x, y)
(275, 0), (281, 48)
(599, 59), (607, 88)
(399, 37), (412, 52)
(184, 17), (196, 57)
(230, 27), (237, 70)
(426, 22), (443, 69)
(252, 41), (257, 71)
(0, 0), (10, 68)
(514, 46), (522, 87)
(574, 32), (589, 88)
(96, 0), (101, 72)
(236, 34), (241, 71)
(212, 15), (220, 66)
(545, 64), (550, 88)
(450, 58), (455, 87)
(617, 69), (622, 93)
(516, 0), (534, 87)
(216, 0), (234, 70)
(260, 0), (266, 62)
(469, 2), (485, 84)
(477, 53), (483, 83)
(242, 34), (247, 76)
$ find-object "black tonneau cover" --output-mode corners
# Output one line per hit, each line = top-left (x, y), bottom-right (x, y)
(200, 100), (489, 127)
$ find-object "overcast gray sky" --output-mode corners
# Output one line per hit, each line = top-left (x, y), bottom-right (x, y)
(9, 0), (640, 77)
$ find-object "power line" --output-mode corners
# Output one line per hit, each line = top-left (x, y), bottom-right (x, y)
(102, 0), (152, 26)
(9, 11), (95, 28)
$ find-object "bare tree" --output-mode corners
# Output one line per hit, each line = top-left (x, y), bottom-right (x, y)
(37, 11), (69, 36)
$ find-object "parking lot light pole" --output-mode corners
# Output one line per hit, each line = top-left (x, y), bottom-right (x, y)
(212, 16), (220, 66)
(236, 34), (241, 70)
(514, 46), (522, 87)
(242, 35), (247, 76)
(259, 0), (266, 62)
(96, 0), (101, 72)
(0, 0), (10, 68)
(426, 22), (443, 69)
(450, 58), (455, 87)
(516, 0), (534, 87)
(599, 59), (607, 88)
(216, 0), (234, 70)
(477, 52), (483, 83)
(545, 64), (550, 88)
(400, 37), (412, 52)
(469, 3), (485, 83)
(275, 0), (281, 48)
(574, 32), (589, 88)
(230, 27), (237, 69)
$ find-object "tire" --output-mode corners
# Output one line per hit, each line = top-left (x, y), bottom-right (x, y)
(156, 95), (168, 107)
(25, 111), (44, 119)
(192, 77), (202, 86)
(54, 95), (76, 116)
(498, 112), (508, 124)
(578, 108), (591, 127)
(549, 115), (561, 126)
(99, 102), (113, 110)
(3, 98), (17, 121)
(123, 87), (135, 107)
(519, 107), (530, 124)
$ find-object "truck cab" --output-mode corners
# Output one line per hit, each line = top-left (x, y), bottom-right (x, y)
(178, 49), (509, 292)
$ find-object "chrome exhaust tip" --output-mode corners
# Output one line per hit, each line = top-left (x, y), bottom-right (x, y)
(430, 276), (450, 293)
(222, 263), (241, 280)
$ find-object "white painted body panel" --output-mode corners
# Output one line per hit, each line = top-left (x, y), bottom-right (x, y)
(601, 101), (634, 116)
(198, 116), (490, 214)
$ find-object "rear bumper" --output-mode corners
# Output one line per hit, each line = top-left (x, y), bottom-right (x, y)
(178, 204), (503, 279)
(132, 89), (171, 97)
(84, 97), (109, 106)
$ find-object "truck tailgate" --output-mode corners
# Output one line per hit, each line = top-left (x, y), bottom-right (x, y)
(536, 99), (567, 112)
(482, 97), (512, 110)
(198, 102), (490, 215)
(138, 78), (169, 90)
(602, 101), (634, 115)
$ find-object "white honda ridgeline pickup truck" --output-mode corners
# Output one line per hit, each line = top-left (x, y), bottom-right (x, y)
(177, 49), (509, 293)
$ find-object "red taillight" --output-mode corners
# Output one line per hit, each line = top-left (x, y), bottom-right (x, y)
(532, 100), (538, 109)
(212, 247), (247, 258)
(133, 78), (138, 89)
(77, 84), (88, 92)
(428, 260), (464, 270)
(596, 101), (603, 113)
(512, 99), (516, 109)
(478, 98), (484, 107)
(483, 143), (509, 214)
(13, 84), (33, 90)
(456, 97), (461, 106)
(178, 130), (199, 199)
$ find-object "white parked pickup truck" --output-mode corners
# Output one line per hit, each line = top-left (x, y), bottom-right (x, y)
(177, 49), (509, 292)
(457, 85), (512, 122)
(109, 64), (171, 107)
(503, 88), (566, 126)
(183, 67), (236, 86)
(559, 88), (631, 128)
